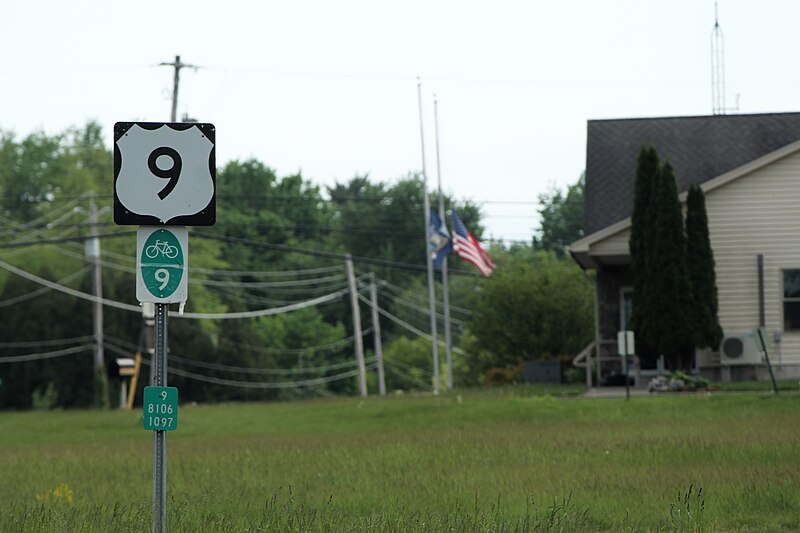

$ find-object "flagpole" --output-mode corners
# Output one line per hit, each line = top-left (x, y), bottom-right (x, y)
(433, 95), (453, 391)
(418, 78), (440, 394)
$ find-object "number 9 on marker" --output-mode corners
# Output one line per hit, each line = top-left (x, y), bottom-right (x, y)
(143, 386), (179, 431)
(136, 227), (188, 304)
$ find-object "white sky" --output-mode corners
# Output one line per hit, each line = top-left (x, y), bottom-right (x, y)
(4, 1), (800, 242)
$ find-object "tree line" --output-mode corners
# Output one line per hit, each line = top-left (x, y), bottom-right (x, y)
(0, 123), (593, 409)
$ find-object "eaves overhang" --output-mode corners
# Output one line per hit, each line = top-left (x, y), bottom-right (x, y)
(570, 138), (800, 271)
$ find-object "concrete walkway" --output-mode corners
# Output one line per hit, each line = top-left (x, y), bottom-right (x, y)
(583, 386), (651, 399)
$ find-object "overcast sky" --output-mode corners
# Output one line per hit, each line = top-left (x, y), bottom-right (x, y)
(4, 1), (800, 242)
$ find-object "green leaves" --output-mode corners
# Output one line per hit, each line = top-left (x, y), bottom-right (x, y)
(535, 174), (585, 254)
(467, 250), (594, 371)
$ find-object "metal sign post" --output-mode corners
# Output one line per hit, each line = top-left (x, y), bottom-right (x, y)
(754, 327), (779, 394)
(152, 303), (168, 533)
(114, 121), (216, 533)
(617, 330), (635, 400)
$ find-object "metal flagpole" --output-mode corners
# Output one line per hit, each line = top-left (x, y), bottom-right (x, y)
(417, 79), (440, 394)
(433, 95), (453, 390)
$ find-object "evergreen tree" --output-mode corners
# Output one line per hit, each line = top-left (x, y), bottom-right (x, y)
(629, 149), (696, 369)
(629, 146), (659, 356)
(686, 184), (723, 350)
(647, 162), (694, 369)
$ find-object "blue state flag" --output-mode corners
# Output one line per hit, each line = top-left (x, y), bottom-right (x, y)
(429, 209), (452, 269)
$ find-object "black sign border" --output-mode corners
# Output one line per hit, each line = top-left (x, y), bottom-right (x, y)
(114, 122), (216, 226)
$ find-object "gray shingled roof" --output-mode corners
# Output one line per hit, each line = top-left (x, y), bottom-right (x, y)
(584, 112), (800, 235)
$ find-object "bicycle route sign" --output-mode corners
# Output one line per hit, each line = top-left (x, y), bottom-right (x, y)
(136, 227), (188, 303)
(114, 122), (216, 226)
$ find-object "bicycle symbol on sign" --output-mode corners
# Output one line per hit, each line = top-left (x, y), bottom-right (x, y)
(145, 240), (179, 259)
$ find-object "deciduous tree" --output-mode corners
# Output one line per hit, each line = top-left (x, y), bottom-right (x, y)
(534, 174), (584, 255)
(466, 249), (593, 372)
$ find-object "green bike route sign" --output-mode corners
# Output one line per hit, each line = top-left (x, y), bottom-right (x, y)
(136, 227), (188, 303)
(143, 386), (179, 431)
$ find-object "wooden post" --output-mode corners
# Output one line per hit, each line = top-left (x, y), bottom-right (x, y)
(369, 274), (386, 395)
(345, 256), (367, 397)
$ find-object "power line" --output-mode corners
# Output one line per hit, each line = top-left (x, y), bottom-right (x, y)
(382, 355), (433, 377)
(197, 273), (345, 288)
(168, 353), (375, 376)
(196, 264), (343, 278)
(206, 279), (349, 295)
(0, 230), (136, 250)
(0, 344), (93, 363)
(0, 199), (84, 237)
(191, 230), (478, 276)
(103, 341), (134, 359)
(179, 288), (348, 320)
(53, 247), (350, 289)
(202, 286), (314, 307)
(103, 335), (140, 353)
(0, 225), (480, 276)
(377, 277), (473, 317)
(357, 293), (467, 356)
(383, 361), (433, 389)
(104, 335), (361, 375)
(0, 257), (350, 320)
(0, 335), (94, 349)
(379, 290), (466, 328)
(28, 217), (527, 245)
(217, 330), (371, 356)
(141, 357), (376, 389)
(0, 265), (90, 308)
(105, 327), (371, 362)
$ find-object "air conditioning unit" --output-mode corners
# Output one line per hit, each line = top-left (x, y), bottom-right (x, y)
(720, 333), (763, 365)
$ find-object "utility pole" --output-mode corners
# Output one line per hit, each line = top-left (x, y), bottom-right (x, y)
(369, 273), (386, 396)
(87, 192), (109, 408)
(345, 256), (368, 397)
(159, 55), (196, 122)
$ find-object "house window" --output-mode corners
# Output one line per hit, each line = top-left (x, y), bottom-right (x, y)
(783, 270), (800, 331)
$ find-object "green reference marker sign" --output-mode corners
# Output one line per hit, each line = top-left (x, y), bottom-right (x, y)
(136, 227), (188, 303)
(143, 386), (179, 431)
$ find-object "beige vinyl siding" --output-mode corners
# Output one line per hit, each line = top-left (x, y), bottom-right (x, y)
(590, 227), (630, 255)
(705, 150), (800, 363)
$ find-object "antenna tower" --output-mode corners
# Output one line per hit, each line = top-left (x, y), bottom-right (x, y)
(711, 2), (726, 115)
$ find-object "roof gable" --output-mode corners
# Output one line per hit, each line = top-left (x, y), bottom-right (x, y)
(571, 138), (800, 270)
(584, 112), (800, 235)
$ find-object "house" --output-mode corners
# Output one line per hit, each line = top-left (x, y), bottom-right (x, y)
(569, 112), (800, 383)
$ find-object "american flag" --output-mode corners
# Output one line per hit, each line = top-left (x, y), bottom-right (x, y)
(451, 211), (495, 277)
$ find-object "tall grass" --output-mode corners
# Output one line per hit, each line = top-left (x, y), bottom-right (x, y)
(1, 388), (799, 531)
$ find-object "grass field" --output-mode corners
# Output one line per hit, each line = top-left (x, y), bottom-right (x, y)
(2, 387), (800, 532)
